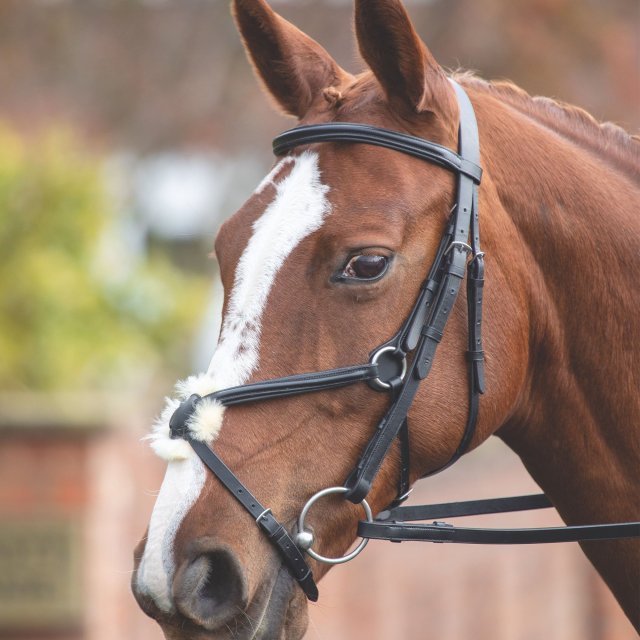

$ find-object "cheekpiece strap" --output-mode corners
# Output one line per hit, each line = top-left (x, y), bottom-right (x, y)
(343, 80), (484, 502)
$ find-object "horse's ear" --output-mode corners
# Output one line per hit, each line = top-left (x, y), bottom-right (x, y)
(354, 0), (456, 119)
(233, 0), (348, 118)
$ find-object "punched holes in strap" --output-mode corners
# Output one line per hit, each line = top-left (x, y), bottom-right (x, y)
(466, 252), (486, 394)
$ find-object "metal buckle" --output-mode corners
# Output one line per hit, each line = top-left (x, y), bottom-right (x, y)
(370, 346), (408, 391)
(255, 508), (272, 524)
(295, 486), (373, 565)
(444, 241), (473, 256)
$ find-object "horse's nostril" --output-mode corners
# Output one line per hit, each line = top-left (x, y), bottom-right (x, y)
(173, 546), (248, 631)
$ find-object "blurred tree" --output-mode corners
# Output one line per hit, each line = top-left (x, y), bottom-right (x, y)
(0, 125), (209, 392)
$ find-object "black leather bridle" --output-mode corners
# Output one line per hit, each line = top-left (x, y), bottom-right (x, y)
(168, 81), (640, 602)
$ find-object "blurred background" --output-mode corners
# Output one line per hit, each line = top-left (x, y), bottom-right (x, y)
(0, 0), (637, 639)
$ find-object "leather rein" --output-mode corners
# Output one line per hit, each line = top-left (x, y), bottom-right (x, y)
(168, 81), (640, 602)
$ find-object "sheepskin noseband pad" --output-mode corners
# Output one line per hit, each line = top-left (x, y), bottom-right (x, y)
(170, 394), (201, 440)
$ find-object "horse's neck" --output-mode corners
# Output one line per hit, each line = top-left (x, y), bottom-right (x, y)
(476, 93), (640, 623)
(478, 92), (640, 515)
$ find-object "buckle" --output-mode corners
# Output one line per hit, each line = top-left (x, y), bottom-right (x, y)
(444, 241), (473, 257)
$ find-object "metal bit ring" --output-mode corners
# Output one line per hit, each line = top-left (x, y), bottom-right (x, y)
(296, 486), (373, 565)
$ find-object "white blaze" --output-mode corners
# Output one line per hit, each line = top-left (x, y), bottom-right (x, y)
(136, 151), (331, 612)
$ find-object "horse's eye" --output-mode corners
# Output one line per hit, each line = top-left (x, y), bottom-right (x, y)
(342, 254), (389, 281)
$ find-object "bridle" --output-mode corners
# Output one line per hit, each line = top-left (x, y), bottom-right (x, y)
(167, 81), (640, 603)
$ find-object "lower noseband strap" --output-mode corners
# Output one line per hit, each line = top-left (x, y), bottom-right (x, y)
(171, 395), (319, 602)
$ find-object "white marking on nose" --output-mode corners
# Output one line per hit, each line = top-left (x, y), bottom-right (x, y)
(136, 455), (205, 613)
(136, 151), (331, 612)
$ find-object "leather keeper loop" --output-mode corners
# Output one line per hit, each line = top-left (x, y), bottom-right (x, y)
(446, 262), (466, 279)
(424, 278), (439, 293)
(470, 274), (484, 287)
(422, 325), (444, 342)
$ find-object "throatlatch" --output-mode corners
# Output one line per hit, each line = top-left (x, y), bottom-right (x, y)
(168, 80), (640, 602)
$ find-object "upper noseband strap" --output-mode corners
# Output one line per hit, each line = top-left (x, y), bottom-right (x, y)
(199, 364), (379, 407)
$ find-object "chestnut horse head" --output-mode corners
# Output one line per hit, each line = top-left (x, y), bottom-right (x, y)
(133, 0), (640, 637)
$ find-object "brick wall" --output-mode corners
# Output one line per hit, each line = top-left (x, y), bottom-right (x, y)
(0, 435), (88, 640)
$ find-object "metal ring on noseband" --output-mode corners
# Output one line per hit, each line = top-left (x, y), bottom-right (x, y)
(370, 346), (408, 391)
(296, 486), (373, 565)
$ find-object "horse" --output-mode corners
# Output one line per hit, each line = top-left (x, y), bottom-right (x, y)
(132, 0), (640, 637)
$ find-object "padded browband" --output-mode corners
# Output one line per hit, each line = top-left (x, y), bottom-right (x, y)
(273, 122), (483, 184)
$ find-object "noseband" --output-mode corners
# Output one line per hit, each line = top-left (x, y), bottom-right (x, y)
(168, 81), (640, 602)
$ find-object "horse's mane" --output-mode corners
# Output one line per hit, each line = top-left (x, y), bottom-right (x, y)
(454, 71), (640, 180)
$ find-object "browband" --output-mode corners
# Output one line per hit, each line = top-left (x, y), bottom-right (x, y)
(273, 122), (482, 183)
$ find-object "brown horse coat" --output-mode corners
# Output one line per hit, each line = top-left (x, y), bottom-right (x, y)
(133, 1), (640, 637)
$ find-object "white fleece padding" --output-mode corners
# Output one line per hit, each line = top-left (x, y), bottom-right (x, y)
(137, 151), (332, 613)
(187, 397), (226, 442)
(144, 375), (224, 461)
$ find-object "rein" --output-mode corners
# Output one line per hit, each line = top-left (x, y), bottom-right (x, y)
(168, 81), (640, 602)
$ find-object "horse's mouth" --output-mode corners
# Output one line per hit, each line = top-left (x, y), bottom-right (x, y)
(150, 564), (308, 640)
(245, 566), (309, 640)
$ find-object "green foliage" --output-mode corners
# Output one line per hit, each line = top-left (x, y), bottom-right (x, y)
(0, 125), (209, 391)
